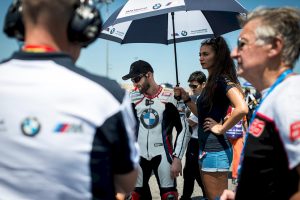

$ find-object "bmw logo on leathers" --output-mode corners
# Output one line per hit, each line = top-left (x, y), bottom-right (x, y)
(140, 108), (159, 129)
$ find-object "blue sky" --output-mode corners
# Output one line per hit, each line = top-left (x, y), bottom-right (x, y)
(1, 0), (300, 88)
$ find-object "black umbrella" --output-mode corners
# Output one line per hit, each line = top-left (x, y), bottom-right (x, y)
(99, 0), (247, 86)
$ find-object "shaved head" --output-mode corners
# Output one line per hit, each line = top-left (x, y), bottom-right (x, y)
(22, 0), (78, 28)
(21, 0), (83, 60)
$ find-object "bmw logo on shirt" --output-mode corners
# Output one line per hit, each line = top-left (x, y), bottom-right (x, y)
(21, 117), (41, 137)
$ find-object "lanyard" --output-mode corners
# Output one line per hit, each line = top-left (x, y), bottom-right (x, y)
(22, 44), (57, 53)
(238, 69), (293, 179)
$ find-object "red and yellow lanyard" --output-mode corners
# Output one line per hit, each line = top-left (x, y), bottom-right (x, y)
(22, 44), (57, 53)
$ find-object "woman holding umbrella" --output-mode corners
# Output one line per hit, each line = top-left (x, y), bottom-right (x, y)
(175, 36), (248, 200)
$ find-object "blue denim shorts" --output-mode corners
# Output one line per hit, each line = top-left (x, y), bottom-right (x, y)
(199, 148), (232, 172)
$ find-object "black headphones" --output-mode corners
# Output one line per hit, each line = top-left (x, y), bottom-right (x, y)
(3, 0), (103, 47)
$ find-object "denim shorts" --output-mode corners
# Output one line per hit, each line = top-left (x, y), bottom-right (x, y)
(199, 148), (232, 172)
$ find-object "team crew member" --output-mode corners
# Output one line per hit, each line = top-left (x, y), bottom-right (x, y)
(181, 71), (207, 200)
(122, 60), (189, 200)
(0, 0), (139, 199)
(220, 7), (300, 200)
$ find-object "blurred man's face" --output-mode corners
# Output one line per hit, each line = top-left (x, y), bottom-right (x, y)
(132, 74), (150, 94)
(189, 81), (204, 96)
(231, 19), (271, 82)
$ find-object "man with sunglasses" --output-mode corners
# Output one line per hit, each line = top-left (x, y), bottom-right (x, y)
(122, 60), (189, 200)
(181, 71), (207, 200)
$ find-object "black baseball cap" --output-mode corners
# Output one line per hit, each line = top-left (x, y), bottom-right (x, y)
(122, 60), (154, 80)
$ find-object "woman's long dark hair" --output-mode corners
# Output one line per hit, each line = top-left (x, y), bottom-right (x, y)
(200, 36), (242, 111)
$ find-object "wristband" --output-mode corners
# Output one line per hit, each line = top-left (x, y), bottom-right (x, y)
(183, 97), (191, 104)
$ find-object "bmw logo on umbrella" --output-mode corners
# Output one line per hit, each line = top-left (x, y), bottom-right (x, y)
(21, 117), (41, 137)
(100, 0), (247, 87)
(110, 28), (115, 34)
(152, 3), (161, 10)
(140, 108), (159, 129)
(181, 31), (188, 36)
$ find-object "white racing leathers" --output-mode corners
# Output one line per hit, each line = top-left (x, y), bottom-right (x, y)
(130, 86), (189, 198)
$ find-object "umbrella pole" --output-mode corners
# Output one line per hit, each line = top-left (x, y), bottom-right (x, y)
(171, 12), (179, 87)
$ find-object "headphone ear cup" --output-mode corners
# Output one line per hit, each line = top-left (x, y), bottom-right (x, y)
(3, 0), (25, 41)
(68, 2), (102, 47)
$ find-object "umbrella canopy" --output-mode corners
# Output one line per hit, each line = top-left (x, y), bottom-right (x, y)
(101, 9), (244, 44)
(103, 0), (247, 26)
(99, 0), (247, 85)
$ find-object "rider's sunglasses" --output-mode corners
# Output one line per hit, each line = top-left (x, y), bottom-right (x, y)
(189, 84), (200, 89)
(131, 74), (145, 83)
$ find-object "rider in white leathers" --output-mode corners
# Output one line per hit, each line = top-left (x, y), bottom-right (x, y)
(123, 60), (189, 200)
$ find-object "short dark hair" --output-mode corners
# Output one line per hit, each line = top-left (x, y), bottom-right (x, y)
(188, 71), (206, 84)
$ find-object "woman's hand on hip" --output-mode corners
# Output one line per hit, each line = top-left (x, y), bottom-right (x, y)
(203, 117), (224, 135)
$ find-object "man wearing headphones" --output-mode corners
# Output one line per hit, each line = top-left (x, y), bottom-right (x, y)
(0, 0), (139, 199)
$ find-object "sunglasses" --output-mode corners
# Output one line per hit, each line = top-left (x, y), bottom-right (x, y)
(201, 37), (218, 45)
(189, 84), (200, 89)
(131, 74), (145, 83)
(237, 37), (247, 50)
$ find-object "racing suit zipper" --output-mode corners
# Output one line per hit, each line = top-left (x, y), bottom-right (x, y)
(147, 129), (149, 159)
(147, 103), (151, 159)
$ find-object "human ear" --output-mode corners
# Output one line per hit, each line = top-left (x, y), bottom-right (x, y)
(268, 37), (283, 57)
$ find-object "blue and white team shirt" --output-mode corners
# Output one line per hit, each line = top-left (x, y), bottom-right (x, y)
(0, 51), (139, 200)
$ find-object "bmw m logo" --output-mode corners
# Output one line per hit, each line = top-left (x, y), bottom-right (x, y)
(153, 3), (161, 10)
(21, 117), (41, 137)
(140, 108), (159, 129)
